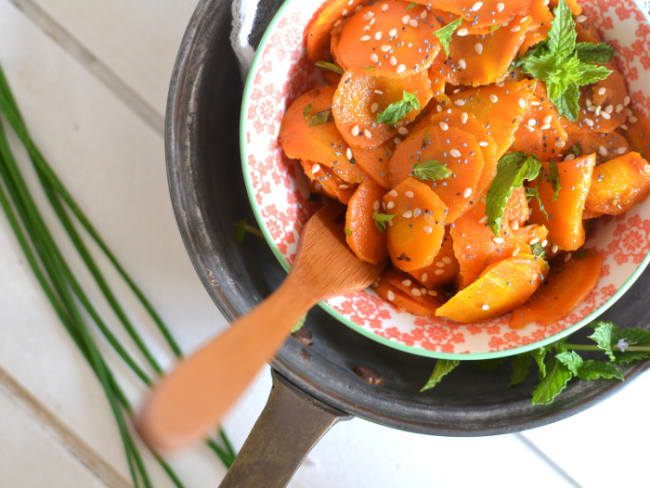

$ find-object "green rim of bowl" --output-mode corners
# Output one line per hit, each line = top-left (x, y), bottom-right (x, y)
(239, 0), (650, 360)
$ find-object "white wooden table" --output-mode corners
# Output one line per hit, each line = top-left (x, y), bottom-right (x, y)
(0, 1), (648, 486)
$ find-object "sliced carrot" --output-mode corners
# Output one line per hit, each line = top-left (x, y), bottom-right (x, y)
(511, 83), (568, 160)
(336, 1), (442, 79)
(375, 273), (442, 316)
(448, 80), (537, 158)
(518, 0), (553, 54)
(407, 229), (459, 287)
(352, 142), (394, 189)
(563, 129), (630, 164)
(333, 70), (432, 149)
(511, 249), (602, 329)
(576, 20), (600, 44)
(585, 65), (628, 133)
(389, 125), (484, 221)
(411, 0), (535, 31)
(503, 187), (530, 227)
(280, 85), (369, 184)
(383, 268), (445, 303)
(582, 209), (602, 220)
(301, 160), (357, 204)
(307, 0), (367, 62)
(436, 255), (547, 323)
(345, 181), (388, 264)
(330, 15), (346, 68)
(383, 177), (447, 271)
(428, 56), (449, 105)
(622, 110), (650, 159)
(428, 9), (493, 36)
(529, 154), (596, 251)
(585, 152), (650, 216)
(443, 14), (533, 87)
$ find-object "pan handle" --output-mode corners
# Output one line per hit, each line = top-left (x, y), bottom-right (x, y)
(219, 369), (350, 488)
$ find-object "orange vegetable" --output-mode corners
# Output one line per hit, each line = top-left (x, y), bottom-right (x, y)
(333, 70), (432, 149)
(448, 80), (537, 158)
(586, 65), (628, 133)
(427, 9), (494, 36)
(503, 187), (531, 226)
(407, 229), (459, 288)
(375, 271), (442, 316)
(444, 14), (533, 87)
(529, 154), (596, 251)
(306, 0), (366, 62)
(330, 16), (345, 68)
(511, 83), (568, 160)
(301, 160), (357, 204)
(280, 85), (369, 184)
(352, 142), (394, 189)
(389, 125), (485, 222)
(383, 177), (447, 271)
(511, 249), (602, 329)
(519, 0), (554, 54)
(576, 20), (600, 44)
(436, 255), (547, 323)
(585, 152), (650, 216)
(410, 0), (535, 31)
(345, 181), (388, 264)
(563, 129), (630, 164)
(428, 56), (449, 105)
(622, 110), (650, 159)
(336, 1), (441, 79)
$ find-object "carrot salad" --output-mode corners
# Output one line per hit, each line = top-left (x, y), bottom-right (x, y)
(279, 0), (650, 327)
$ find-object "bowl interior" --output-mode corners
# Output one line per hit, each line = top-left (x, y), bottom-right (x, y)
(241, 0), (650, 359)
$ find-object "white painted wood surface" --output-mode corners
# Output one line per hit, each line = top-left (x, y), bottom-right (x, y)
(0, 0), (647, 486)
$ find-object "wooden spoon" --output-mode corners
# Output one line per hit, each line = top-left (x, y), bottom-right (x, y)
(138, 204), (382, 451)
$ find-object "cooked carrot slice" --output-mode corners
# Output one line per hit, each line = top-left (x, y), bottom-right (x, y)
(443, 14), (533, 87)
(622, 110), (650, 159)
(301, 160), (357, 204)
(383, 177), (447, 271)
(330, 16), (346, 68)
(511, 249), (602, 329)
(436, 255), (547, 323)
(585, 152), (650, 216)
(333, 70), (432, 149)
(585, 65), (628, 133)
(389, 125), (484, 221)
(375, 274), (442, 316)
(529, 154), (596, 251)
(582, 209), (602, 220)
(407, 229), (459, 287)
(307, 0), (367, 62)
(411, 0), (534, 31)
(352, 142), (394, 189)
(575, 20), (600, 44)
(428, 56), (449, 105)
(518, 0), (553, 54)
(503, 187), (530, 227)
(383, 268), (445, 302)
(280, 85), (369, 184)
(345, 181), (388, 264)
(336, 1), (442, 79)
(563, 129), (630, 164)
(448, 80), (537, 158)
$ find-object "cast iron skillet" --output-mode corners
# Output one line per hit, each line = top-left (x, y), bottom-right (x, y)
(165, 0), (650, 485)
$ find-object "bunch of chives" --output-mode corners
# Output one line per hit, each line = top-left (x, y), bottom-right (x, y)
(0, 65), (235, 487)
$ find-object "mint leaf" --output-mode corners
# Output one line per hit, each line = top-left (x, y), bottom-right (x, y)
(234, 219), (263, 242)
(434, 17), (463, 57)
(308, 109), (333, 126)
(420, 359), (460, 392)
(406, 2), (418, 9)
(549, 80), (580, 121)
(556, 350), (584, 375)
(568, 143), (583, 157)
(303, 104), (313, 119)
(547, 0), (576, 60)
(526, 185), (548, 218)
(523, 53), (557, 80)
(344, 228), (353, 237)
(531, 242), (546, 258)
(376, 91), (420, 125)
(490, 24), (501, 33)
(577, 360), (624, 381)
(547, 161), (561, 201)
(373, 213), (394, 232)
(412, 160), (452, 181)
(531, 357), (574, 405)
(532, 346), (548, 377)
(509, 354), (532, 387)
(291, 315), (307, 333)
(576, 42), (615, 64)
(486, 152), (542, 235)
(576, 63), (612, 86)
(588, 321), (616, 361)
(315, 61), (344, 75)
(611, 327), (650, 364)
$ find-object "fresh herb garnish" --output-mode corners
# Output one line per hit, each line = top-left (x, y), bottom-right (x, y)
(406, 2), (418, 9)
(527, 185), (549, 218)
(519, 0), (613, 120)
(376, 91), (420, 125)
(303, 104), (313, 119)
(373, 213), (395, 232)
(576, 42), (615, 64)
(308, 109), (333, 126)
(315, 60), (344, 75)
(344, 228), (353, 237)
(420, 359), (460, 392)
(486, 152), (542, 235)
(434, 17), (463, 57)
(362, 65), (376, 70)
(235, 219), (264, 242)
(509, 354), (532, 387)
(490, 24), (501, 33)
(568, 142), (583, 157)
(547, 160), (561, 201)
(412, 160), (452, 181)
(531, 242), (546, 259)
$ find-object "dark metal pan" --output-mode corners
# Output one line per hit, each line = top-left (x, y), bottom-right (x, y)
(165, 1), (650, 485)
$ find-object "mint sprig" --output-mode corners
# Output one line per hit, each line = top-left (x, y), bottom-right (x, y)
(519, 0), (613, 121)
(373, 212), (394, 232)
(376, 91), (420, 125)
(434, 17), (463, 57)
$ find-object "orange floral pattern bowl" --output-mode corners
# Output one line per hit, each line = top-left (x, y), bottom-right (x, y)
(240, 0), (650, 359)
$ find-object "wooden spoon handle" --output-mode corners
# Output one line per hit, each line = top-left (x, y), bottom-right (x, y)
(139, 273), (317, 451)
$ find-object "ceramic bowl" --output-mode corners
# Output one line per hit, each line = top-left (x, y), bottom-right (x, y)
(240, 0), (650, 359)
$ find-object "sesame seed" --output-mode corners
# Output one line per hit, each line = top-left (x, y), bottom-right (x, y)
(529, 237), (540, 245)
(364, 129), (372, 139)
(380, 44), (391, 52)
(497, 2), (505, 12)
(434, 269), (445, 275)
(352, 125), (360, 136)
(617, 146), (627, 155)
(389, 28), (398, 37)
(461, 112), (469, 124)
(457, 27), (468, 36)
(518, 98), (527, 108)
(402, 210), (413, 218)
(420, 10), (427, 19)
(463, 187), (473, 198)
(409, 19), (418, 27)
(370, 53), (379, 63)
(629, 115), (639, 124)
(397, 64), (406, 73)
(398, 126), (409, 135)
(386, 201), (395, 209)
(471, 1), (483, 11)
(360, 35), (371, 41)
(412, 288), (422, 296)
(624, 96), (631, 105)
(387, 290), (395, 301)
(388, 190), (398, 197)
(599, 145), (608, 156)
(435, 261), (445, 268)
(541, 124), (551, 131)
(458, 58), (467, 70)
(439, 121), (449, 131)
(601, 111), (611, 120)
(605, 104), (614, 114)
(423, 226), (433, 234)
(527, 118), (537, 126)
(346, 147), (353, 160)
(512, 221), (519, 230)
(489, 94), (498, 103)
(564, 253), (572, 262)
(597, 87), (607, 96)
(584, 118), (594, 127)
(520, 16), (528, 23)
(481, 304), (490, 311)
(552, 244), (559, 253)
(402, 279), (412, 286)
(450, 148), (462, 158)
(454, 99), (466, 106)
(393, 137), (402, 145)
(474, 42), (484, 55)
(375, 31), (383, 40)
(576, 14), (587, 23)
(405, 190), (414, 198)
(442, 257), (452, 264)
(493, 237), (505, 244)
(555, 140), (566, 148)
(371, 102), (379, 113)
(402, 15), (410, 24)
(363, 11), (374, 21)
(381, 3), (389, 11)
(373, 200), (380, 211)
(541, 239), (548, 247)
(511, 25), (521, 32)
(374, 89), (384, 95)
(512, 247), (520, 257)
(311, 163), (321, 174)
(478, 141), (488, 147)
(543, 115), (553, 125)
(428, 290), (437, 296)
